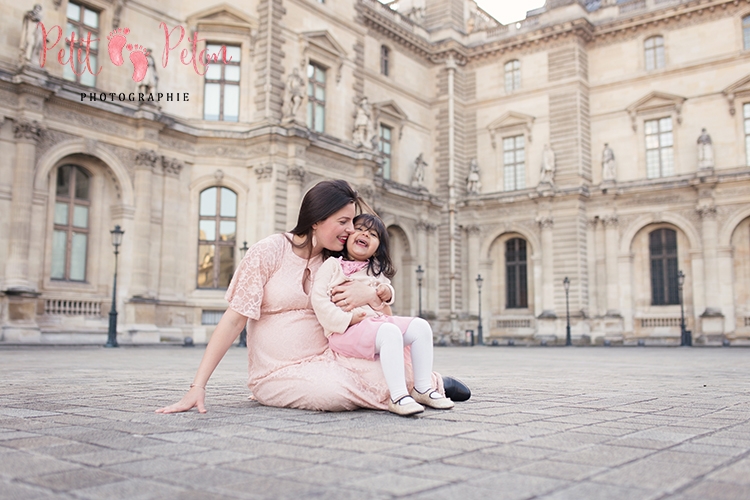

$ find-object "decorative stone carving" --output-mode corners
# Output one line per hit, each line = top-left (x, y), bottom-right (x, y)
(696, 204), (717, 219)
(466, 158), (481, 195)
(539, 144), (555, 185)
(20, 5), (43, 65)
(134, 149), (159, 168)
(601, 143), (616, 182)
(214, 169), (224, 182)
(697, 128), (714, 170)
(283, 68), (305, 121)
(602, 214), (619, 226)
(536, 216), (554, 229)
(254, 164), (273, 180)
(411, 153), (427, 189)
(287, 166), (305, 184)
(13, 120), (42, 142)
(352, 97), (376, 149)
(161, 156), (183, 177)
(465, 224), (481, 236)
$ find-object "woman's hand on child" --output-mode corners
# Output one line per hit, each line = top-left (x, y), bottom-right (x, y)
(331, 280), (377, 312)
(155, 385), (207, 414)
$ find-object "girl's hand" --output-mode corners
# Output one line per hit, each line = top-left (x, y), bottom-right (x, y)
(331, 280), (377, 312)
(349, 309), (367, 326)
(155, 386), (207, 414)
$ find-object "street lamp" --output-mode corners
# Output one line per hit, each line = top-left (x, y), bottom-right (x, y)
(476, 274), (484, 346)
(563, 277), (571, 346)
(416, 265), (424, 318)
(105, 225), (124, 348)
(237, 241), (249, 348)
(678, 270), (691, 346)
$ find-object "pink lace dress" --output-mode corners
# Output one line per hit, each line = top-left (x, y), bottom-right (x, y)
(225, 233), (443, 411)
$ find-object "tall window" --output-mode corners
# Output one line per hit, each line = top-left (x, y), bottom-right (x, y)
(64, 2), (99, 86)
(198, 187), (237, 289)
(204, 44), (241, 121)
(650, 228), (679, 305)
(51, 166), (90, 281)
(379, 124), (393, 179)
(644, 36), (665, 70)
(645, 117), (674, 178)
(503, 135), (525, 191)
(506, 238), (528, 309)
(307, 63), (326, 133)
(744, 103), (750, 166)
(380, 45), (390, 76)
(743, 16), (750, 49)
(504, 60), (520, 93)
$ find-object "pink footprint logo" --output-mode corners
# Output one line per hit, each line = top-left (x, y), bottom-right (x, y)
(127, 44), (150, 82)
(106, 28), (130, 66)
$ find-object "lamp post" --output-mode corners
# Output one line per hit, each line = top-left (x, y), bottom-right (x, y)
(678, 270), (691, 346)
(476, 274), (484, 345)
(105, 225), (124, 348)
(416, 265), (424, 318)
(563, 276), (571, 346)
(237, 241), (249, 348)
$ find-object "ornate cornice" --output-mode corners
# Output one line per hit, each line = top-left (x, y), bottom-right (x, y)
(13, 119), (42, 142)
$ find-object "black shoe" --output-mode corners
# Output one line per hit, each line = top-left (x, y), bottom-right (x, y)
(442, 376), (471, 402)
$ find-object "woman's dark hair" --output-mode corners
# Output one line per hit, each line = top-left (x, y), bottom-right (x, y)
(288, 179), (372, 258)
(348, 213), (395, 279)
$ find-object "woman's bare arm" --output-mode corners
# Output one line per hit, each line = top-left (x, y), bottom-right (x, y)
(155, 308), (247, 414)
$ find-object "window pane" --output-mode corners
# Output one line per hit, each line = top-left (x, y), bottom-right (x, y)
(504, 165), (515, 191)
(197, 244), (215, 288)
(57, 166), (72, 197)
(204, 83), (221, 121)
(660, 132), (673, 148)
(644, 120), (658, 135)
(661, 148), (674, 176)
(646, 150), (660, 178)
(307, 63), (314, 79)
(63, 61), (76, 82)
(199, 220), (216, 241)
(659, 117), (672, 131)
(223, 84), (239, 122)
(382, 142), (391, 155)
(80, 55), (96, 87)
(205, 64), (221, 80)
(73, 205), (88, 228)
(220, 188), (237, 217)
(645, 135), (659, 149)
(54, 203), (69, 225)
(51, 231), (67, 279)
(206, 44), (223, 54)
(219, 221), (236, 241)
(224, 65), (240, 82)
(316, 67), (326, 83)
(74, 169), (89, 200)
(515, 163), (525, 189)
(200, 188), (217, 216)
(218, 246), (235, 288)
(67, 3), (80, 21)
(70, 233), (87, 281)
(307, 101), (313, 129)
(745, 25), (750, 50)
(382, 157), (391, 179)
(65, 22), (78, 40)
(315, 85), (325, 101)
(315, 104), (325, 132)
(225, 45), (241, 62)
(83, 9), (98, 28)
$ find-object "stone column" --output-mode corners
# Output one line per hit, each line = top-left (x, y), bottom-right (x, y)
(254, 164), (275, 242)
(465, 225), (481, 313)
(538, 216), (556, 317)
(698, 205), (724, 334)
(159, 156), (183, 298)
(129, 150), (158, 298)
(286, 166), (305, 230)
(603, 215), (620, 316)
(426, 223), (438, 316)
(4, 120), (42, 292)
(416, 221), (429, 315)
(586, 218), (598, 318)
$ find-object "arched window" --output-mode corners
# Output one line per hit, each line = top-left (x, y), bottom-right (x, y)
(506, 238), (528, 308)
(743, 16), (750, 50)
(197, 187), (237, 289)
(644, 36), (665, 70)
(51, 165), (91, 281)
(504, 60), (520, 93)
(649, 228), (679, 305)
(380, 45), (390, 76)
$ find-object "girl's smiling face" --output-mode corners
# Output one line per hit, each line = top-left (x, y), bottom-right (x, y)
(346, 223), (380, 261)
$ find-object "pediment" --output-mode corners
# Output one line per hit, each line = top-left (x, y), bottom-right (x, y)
(374, 100), (408, 121)
(303, 31), (348, 59)
(187, 4), (257, 32)
(626, 91), (686, 114)
(487, 111), (535, 148)
(722, 75), (750, 115)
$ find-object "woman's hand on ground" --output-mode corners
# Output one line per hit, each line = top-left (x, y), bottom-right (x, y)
(155, 386), (207, 414)
(331, 280), (377, 312)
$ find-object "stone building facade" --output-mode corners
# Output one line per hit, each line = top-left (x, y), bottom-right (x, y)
(2, 0), (750, 345)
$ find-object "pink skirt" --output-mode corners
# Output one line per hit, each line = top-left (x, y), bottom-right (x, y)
(328, 315), (416, 360)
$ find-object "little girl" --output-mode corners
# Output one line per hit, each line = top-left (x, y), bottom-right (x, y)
(311, 213), (453, 416)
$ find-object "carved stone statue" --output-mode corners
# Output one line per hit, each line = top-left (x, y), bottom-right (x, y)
(112, 0), (125, 29)
(602, 143), (616, 181)
(466, 158), (481, 195)
(697, 127), (714, 169)
(20, 4), (43, 65)
(352, 97), (375, 148)
(136, 52), (158, 95)
(411, 153), (427, 189)
(540, 144), (555, 185)
(283, 67), (305, 120)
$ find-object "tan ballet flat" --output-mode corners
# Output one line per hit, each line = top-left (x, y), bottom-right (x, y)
(410, 388), (454, 410)
(388, 395), (424, 416)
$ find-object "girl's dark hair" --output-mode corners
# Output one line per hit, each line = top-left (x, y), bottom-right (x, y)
(288, 179), (372, 258)
(348, 213), (395, 279)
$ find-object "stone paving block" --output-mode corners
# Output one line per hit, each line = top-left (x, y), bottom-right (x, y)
(0, 436), (77, 450)
(219, 474), (341, 498)
(517, 431), (612, 451)
(343, 471), (449, 496)
(102, 457), (201, 478)
(0, 431), (39, 441)
(705, 457), (750, 485)
(671, 442), (746, 457)
(0, 451), (80, 478)
(323, 437), (401, 453)
(22, 468), (126, 492)
(536, 481), (657, 500)
(590, 455), (715, 491)
(0, 408), (60, 418)
(172, 449), (256, 466)
(381, 443), (464, 461)
(328, 452), (422, 471)
(551, 444), (654, 467)
(428, 436), (493, 452)
(512, 459), (608, 481)
(71, 477), (189, 500)
(469, 471), (570, 499)
(0, 479), (60, 500)
(224, 455), (315, 474)
(442, 450), (528, 471)
(275, 463), (375, 485)
(482, 443), (562, 461)
(67, 449), (146, 467)
(674, 480), (750, 499)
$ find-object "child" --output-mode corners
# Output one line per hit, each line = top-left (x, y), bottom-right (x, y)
(311, 214), (454, 416)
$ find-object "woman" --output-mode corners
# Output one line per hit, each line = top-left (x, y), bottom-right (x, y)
(157, 180), (468, 414)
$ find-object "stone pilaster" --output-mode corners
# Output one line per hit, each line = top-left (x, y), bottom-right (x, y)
(159, 156), (183, 298)
(586, 217), (598, 317)
(465, 225), (481, 314)
(697, 204), (724, 334)
(603, 214), (621, 317)
(537, 216), (556, 318)
(130, 149), (158, 298)
(286, 165), (305, 230)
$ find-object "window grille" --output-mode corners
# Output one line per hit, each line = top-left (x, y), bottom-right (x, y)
(503, 135), (525, 191)
(506, 238), (528, 308)
(64, 2), (100, 86)
(645, 117), (674, 178)
(380, 45), (389, 76)
(201, 310), (225, 325)
(307, 63), (326, 133)
(650, 228), (679, 305)
(197, 187), (237, 289)
(203, 44), (241, 121)
(504, 60), (520, 93)
(644, 36), (665, 70)
(52, 165), (91, 282)
(379, 124), (392, 179)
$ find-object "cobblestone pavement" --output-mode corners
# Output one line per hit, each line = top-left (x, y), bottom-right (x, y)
(1, 346), (750, 499)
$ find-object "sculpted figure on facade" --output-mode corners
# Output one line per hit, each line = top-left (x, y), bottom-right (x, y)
(602, 143), (616, 182)
(20, 4), (43, 65)
(466, 158), (481, 195)
(112, 0), (125, 29)
(136, 52), (158, 95)
(697, 128), (714, 169)
(540, 144), (555, 185)
(283, 67), (305, 121)
(352, 97), (375, 149)
(411, 153), (427, 189)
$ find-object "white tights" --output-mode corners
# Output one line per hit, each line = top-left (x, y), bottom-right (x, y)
(374, 318), (434, 402)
